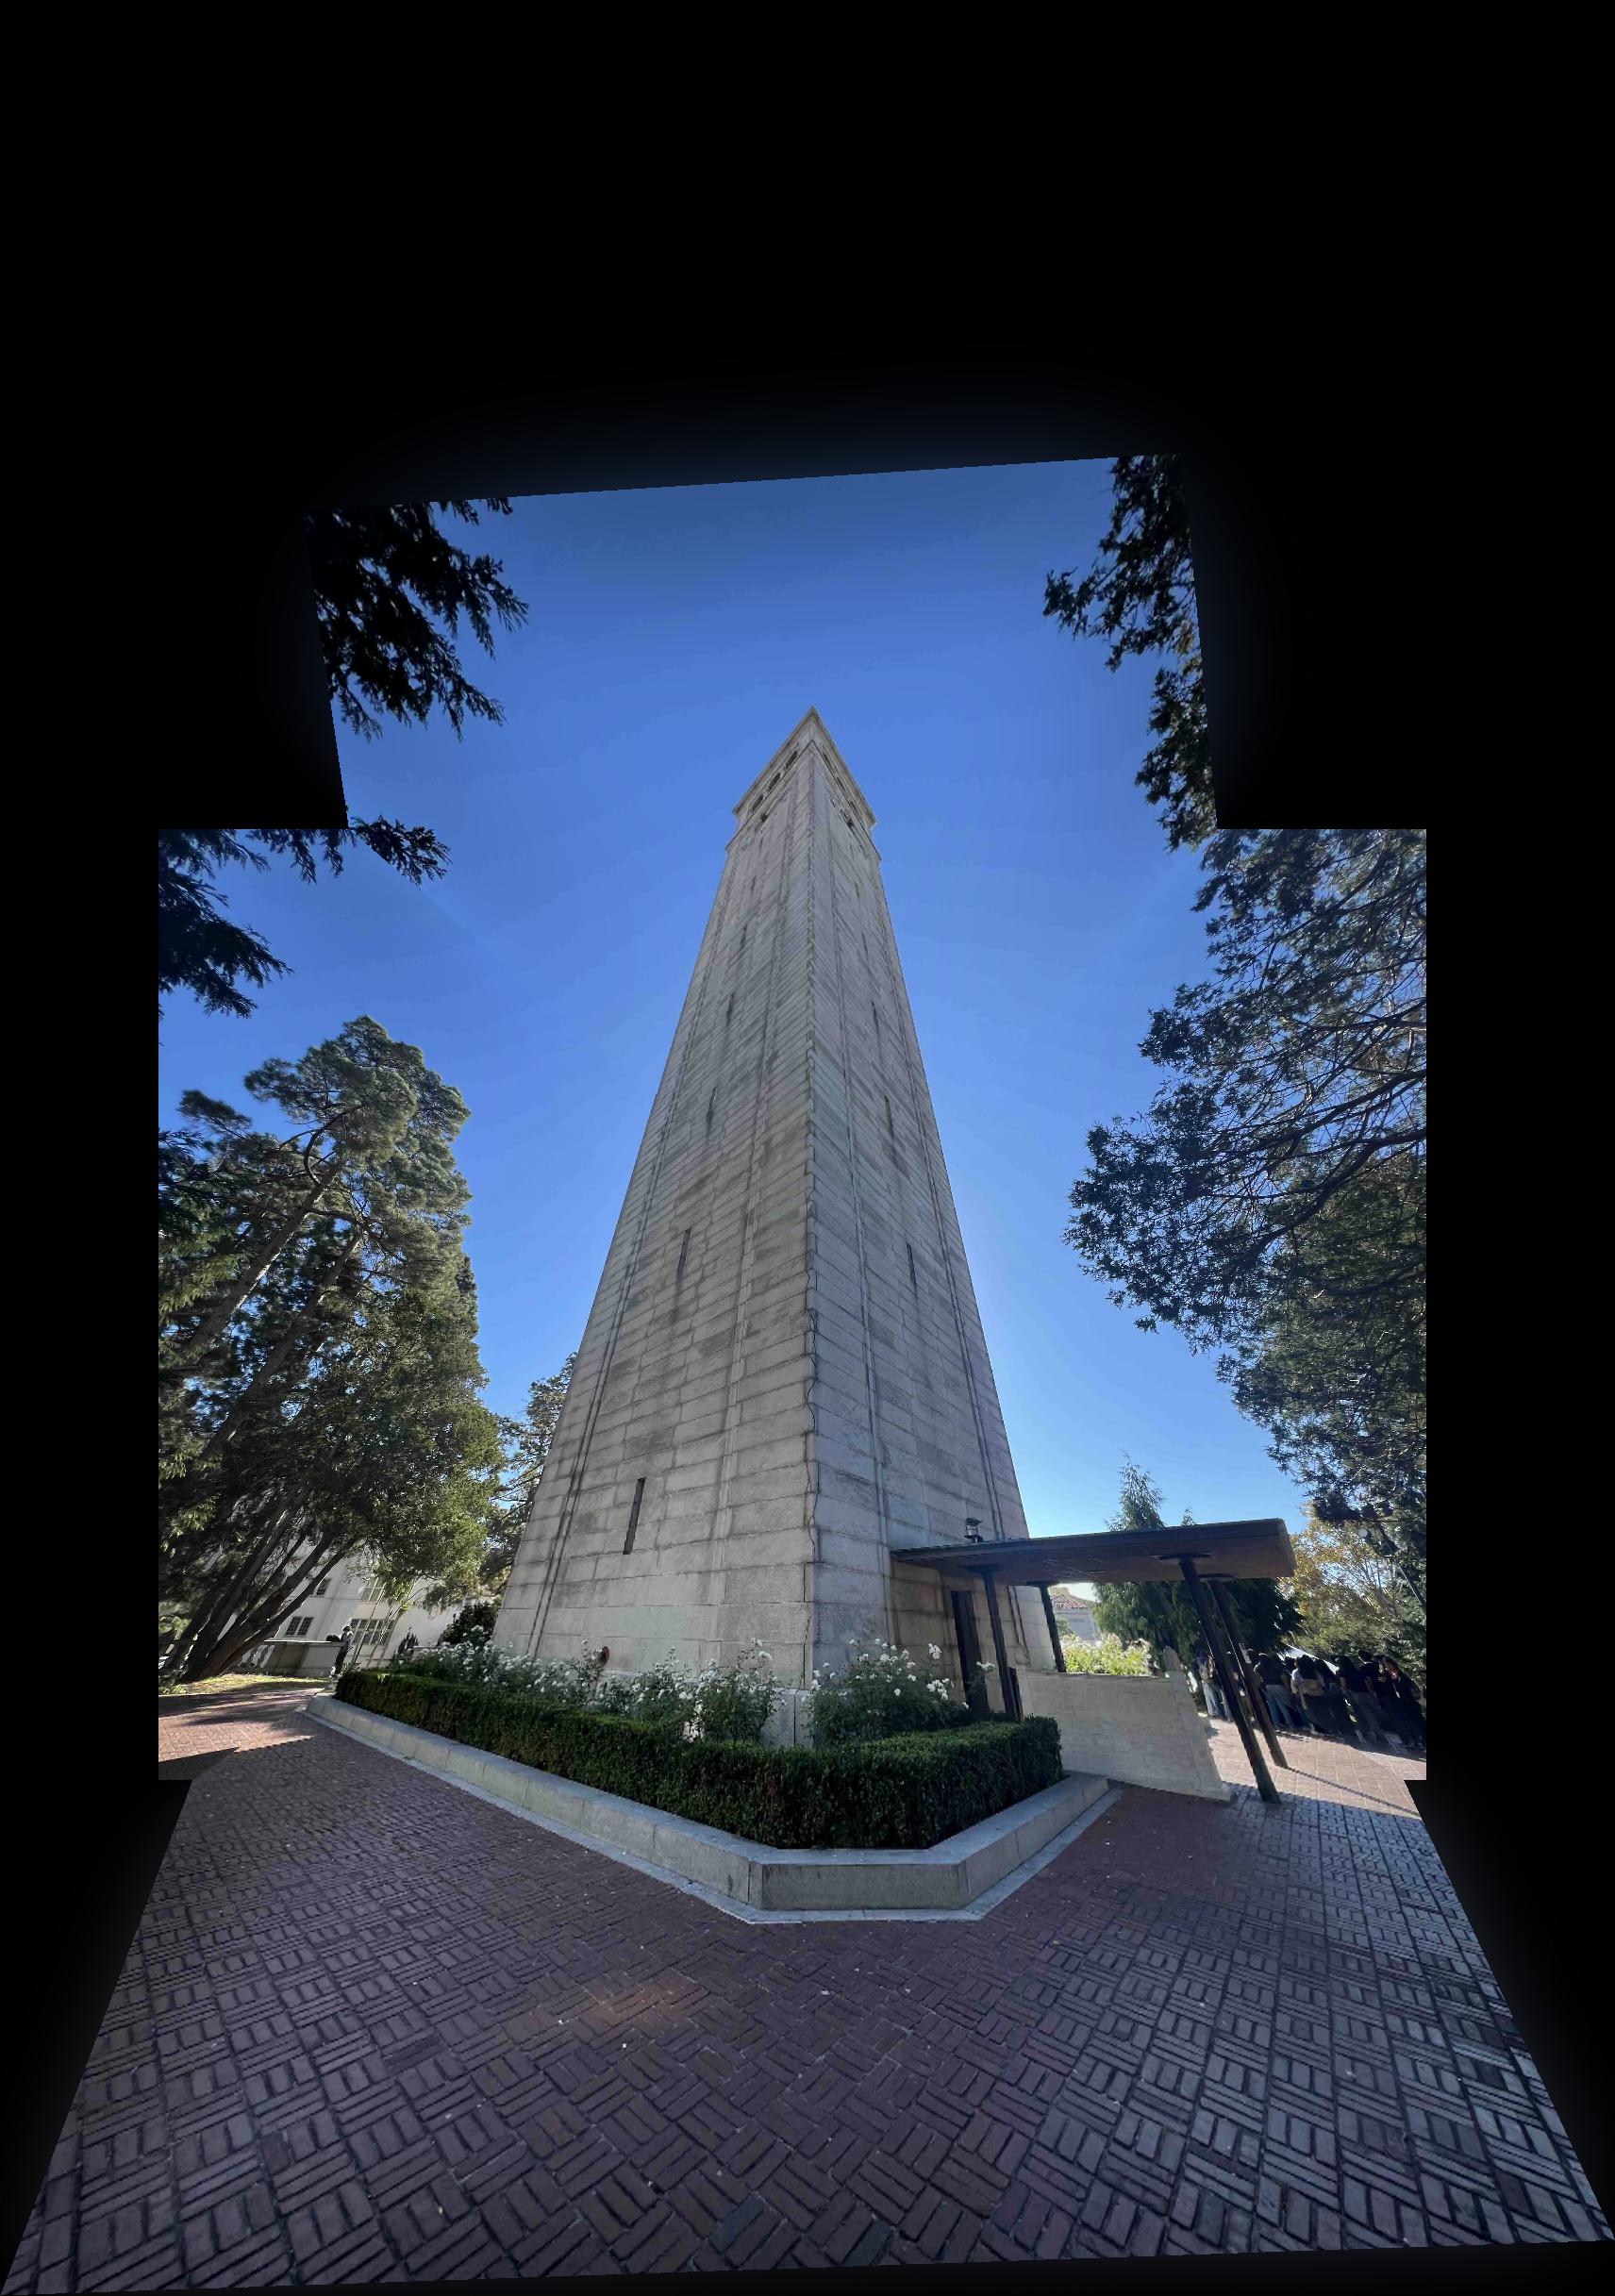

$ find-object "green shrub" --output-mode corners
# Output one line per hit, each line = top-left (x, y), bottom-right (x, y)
(809, 1635), (981, 1746)
(1060, 1633), (1155, 1677)
(338, 1669), (1061, 1849)
(440, 1600), (499, 1648)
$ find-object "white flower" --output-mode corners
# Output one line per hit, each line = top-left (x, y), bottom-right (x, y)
(927, 1644), (941, 1660)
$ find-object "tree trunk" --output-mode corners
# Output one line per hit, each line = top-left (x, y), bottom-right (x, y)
(194, 1230), (366, 1466)
(166, 1505), (294, 1677)
(180, 1176), (334, 1368)
(173, 1508), (318, 1681)
(180, 1527), (351, 1681)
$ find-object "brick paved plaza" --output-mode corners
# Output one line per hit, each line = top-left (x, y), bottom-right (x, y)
(6, 1687), (1607, 2286)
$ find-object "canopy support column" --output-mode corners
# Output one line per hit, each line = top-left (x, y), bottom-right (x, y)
(1039, 1586), (1068, 1672)
(1207, 1574), (1288, 1769)
(1177, 1556), (1279, 1805)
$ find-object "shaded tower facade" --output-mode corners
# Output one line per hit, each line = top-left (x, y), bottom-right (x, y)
(496, 710), (1046, 1704)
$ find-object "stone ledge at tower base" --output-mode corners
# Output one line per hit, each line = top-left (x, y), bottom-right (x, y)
(313, 1697), (1111, 1915)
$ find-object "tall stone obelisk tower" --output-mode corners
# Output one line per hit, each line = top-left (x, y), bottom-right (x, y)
(496, 710), (1047, 1705)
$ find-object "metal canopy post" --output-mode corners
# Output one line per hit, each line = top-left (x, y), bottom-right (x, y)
(1207, 1575), (1288, 1769)
(1039, 1585), (1068, 1672)
(1174, 1555), (1280, 1805)
(982, 1571), (1022, 1719)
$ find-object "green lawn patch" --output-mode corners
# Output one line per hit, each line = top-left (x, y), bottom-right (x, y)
(158, 1672), (292, 1698)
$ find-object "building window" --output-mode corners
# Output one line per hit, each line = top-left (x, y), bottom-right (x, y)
(706, 1090), (716, 1134)
(725, 992), (735, 1029)
(871, 1001), (880, 1038)
(676, 1228), (691, 1280)
(624, 1477), (645, 1556)
(315, 1577), (330, 1596)
(885, 1093), (896, 1140)
(907, 1240), (919, 1289)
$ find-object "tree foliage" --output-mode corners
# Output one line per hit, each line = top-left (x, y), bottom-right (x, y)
(1070, 830), (1426, 1606)
(440, 1600), (499, 1648)
(304, 499), (530, 743)
(159, 824), (450, 1021)
(1050, 454), (1425, 1611)
(1089, 1464), (1299, 1671)
(158, 1018), (501, 1680)
(1044, 454), (1213, 851)
(160, 500), (530, 1023)
(472, 1353), (578, 1600)
(1286, 1506), (1424, 1679)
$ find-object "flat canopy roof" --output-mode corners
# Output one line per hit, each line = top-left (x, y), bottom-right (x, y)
(895, 1519), (1294, 1587)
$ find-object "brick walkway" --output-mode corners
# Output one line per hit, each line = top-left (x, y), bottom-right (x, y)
(5, 1692), (1607, 2286)
(1205, 1715), (1427, 1813)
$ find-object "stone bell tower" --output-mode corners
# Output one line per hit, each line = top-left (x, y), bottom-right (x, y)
(495, 709), (1046, 1705)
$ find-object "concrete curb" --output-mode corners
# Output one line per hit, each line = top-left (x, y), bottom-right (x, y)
(309, 1698), (1116, 1922)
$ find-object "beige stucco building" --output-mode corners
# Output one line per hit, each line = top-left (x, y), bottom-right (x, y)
(233, 1555), (456, 1678)
(496, 711), (1050, 1713)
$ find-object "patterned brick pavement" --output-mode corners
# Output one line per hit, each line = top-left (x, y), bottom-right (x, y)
(4, 1689), (1607, 2285)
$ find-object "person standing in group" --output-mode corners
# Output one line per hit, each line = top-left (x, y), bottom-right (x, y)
(1291, 1655), (1331, 1732)
(332, 1626), (353, 1682)
(1359, 1655), (1405, 1747)
(1341, 1653), (1396, 1736)
(1197, 1647), (1228, 1720)
(1257, 1653), (1306, 1732)
(1336, 1655), (1388, 1747)
(1317, 1657), (1359, 1740)
(1379, 1659), (1425, 1752)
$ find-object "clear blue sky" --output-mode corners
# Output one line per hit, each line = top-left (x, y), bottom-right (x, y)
(160, 461), (1311, 1594)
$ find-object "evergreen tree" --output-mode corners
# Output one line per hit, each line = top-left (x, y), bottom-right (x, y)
(477, 1354), (577, 1598)
(305, 499), (529, 743)
(159, 825), (450, 1022)
(1090, 1463), (1299, 1671)
(1044, 454), (1211, 851)
(165, 1248), (499, 1682)
(160, 498), (530, 1023)
(159, 1020), (500, 1681)
(1048, 456), (1425, 1609)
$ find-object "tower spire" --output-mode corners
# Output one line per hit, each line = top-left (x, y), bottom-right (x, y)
(497, 716), (1043, 1710)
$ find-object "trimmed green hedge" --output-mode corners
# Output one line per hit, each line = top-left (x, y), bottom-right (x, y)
(338, 1668), (1062, 1850)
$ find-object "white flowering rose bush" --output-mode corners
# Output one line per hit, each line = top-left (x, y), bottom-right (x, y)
(808, 1635), (980, 1747)
(685, 1642), (777, 1743)
(391, 1636), (777, 1743)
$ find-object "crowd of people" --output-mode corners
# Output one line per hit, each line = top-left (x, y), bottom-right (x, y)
(1193, 1647), (1424, 1753)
